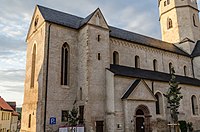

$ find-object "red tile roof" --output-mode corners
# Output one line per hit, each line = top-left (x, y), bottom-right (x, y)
(0, 97), (14, 111)
(12, 111), (20, 116)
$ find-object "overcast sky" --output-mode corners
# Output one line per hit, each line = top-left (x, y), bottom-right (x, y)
(0, 0), (199, 107)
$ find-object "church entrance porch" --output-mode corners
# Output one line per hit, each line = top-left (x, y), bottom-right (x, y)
(134, 105), (151, 132)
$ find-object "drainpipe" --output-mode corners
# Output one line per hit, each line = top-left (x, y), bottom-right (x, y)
(44, 23), (52, 132)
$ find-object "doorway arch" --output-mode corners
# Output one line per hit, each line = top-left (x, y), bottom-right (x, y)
(134, 105), (151, 132)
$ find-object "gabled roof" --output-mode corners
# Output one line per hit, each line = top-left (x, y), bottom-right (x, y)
(0, 97), (14, 111)
(121, 79), (156, 101)
(191, 40), (200, 57)
(179, 37), (195, 44)
(38, 5), (82, 29)
(36, 5), (189, 57)
(121, 79), (141, 99)
(79, 8), (97, 27)
(109, 26), (189, 56)
(109, 64), (200, 87)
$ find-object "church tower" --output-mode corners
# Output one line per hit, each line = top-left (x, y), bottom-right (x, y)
(159, 0), (200, 53)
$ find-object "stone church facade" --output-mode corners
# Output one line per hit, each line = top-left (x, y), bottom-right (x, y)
(21, 0), (200, 132)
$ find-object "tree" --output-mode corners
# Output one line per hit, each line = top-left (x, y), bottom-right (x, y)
(68, 106), (79, 126)
(164, 67), (183, 131)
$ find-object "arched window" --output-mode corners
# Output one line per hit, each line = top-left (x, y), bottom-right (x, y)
(153, 59), (158, 71)
(193, 14), (198, 27)
(61, 43), (69, 85)
(136, 109), (144, 115)
(169, 62), (172, 74)
(184, 65), (187, 76)
(167, 18), (173, 29)
(191, 95), (198, 115)
(167, 0), (170, 5)
(113, 51), (119, 65)
(30, 44), (36, 88)
(155, 92), (163, 114)
(28, 114), (31, 128)
(135, 56), (140, 68)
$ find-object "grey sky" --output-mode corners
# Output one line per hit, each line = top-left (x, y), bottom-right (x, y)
(1, 0), (198, 107)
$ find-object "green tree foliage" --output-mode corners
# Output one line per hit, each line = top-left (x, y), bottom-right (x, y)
(68, 106), (79, 126)
(164, 67), (183, 123)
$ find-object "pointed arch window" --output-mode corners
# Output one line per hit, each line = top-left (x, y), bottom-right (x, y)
(191, 95), (198, 115)
(135, 56), (140, 68)
(113, 51), (119, 65)
(155, 92), (163, 114)
(61, 43), (69, 85)
(167, 18), (173, 29)
(30, 44), (36, 88)
(153, 59), (158, 71)
(193, 14), (198, 27)
(169, 62), (172, 74)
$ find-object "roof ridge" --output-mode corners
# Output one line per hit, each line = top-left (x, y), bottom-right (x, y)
(109, 26), (171, 45)
(37, 5), (83, 19)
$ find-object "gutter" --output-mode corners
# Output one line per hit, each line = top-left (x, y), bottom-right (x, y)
(44, 23), (52, 132)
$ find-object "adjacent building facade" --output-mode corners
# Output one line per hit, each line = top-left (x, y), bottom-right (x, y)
(21, 0), (200, 131)
(0, 97), (19, 132)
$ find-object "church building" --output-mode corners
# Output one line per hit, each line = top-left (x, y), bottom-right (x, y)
(21, 0), (200, 131)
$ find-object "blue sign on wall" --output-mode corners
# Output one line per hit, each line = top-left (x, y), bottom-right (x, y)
(49, 117), (56, 125)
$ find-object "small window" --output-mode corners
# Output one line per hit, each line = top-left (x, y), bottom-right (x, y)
(80, 87), (83, 100)
(155, 92), (163, 115)
(98, 53), (101, 60)
(96, 14), (100, 25)
(34, 16), (39, 27)
(135, 56), (140, 68)
(167, 0), (170, 5)
(155, 94), (160, 114)
(61, 110), (69, 122)
(169, 62), (172, 74)
(97, 35), (101, 42)
(184, 66), (187, 76)
(153, 59), (158, 71)
(191, 95), (198, 115)
(28, 114), (31, 128)
(167, 18), (173, 29)
(113, 51), (119, 65)
(193, 14), (198, 27)
(164, 1), (167, 6)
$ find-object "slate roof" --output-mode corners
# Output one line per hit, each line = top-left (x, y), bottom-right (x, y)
(0, 97), (14, 111)
(121, 79), (141, 99)
(191, 40), (200, 57)
(109, 64), (200, 87)
(37, 5), (189, 57)
(38, 5), (82, 29)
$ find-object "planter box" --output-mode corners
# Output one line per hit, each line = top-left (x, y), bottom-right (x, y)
(59, 127), (84, 132)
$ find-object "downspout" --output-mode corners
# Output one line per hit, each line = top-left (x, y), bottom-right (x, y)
(191, 57), (195, 78)
(44, 23), (52, 132)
